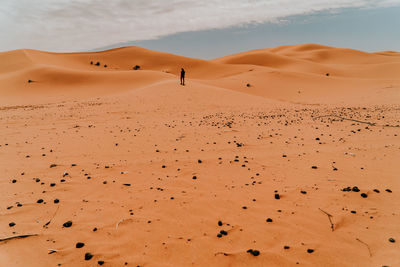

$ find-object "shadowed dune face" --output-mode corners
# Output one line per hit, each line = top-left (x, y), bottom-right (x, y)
(0, 44), (399, 105)
(0, 44), (400, 267)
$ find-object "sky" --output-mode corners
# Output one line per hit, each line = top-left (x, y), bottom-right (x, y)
(1, 0), (400, 58)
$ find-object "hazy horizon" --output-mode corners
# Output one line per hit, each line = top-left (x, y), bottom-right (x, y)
(1, 0), (400, 58)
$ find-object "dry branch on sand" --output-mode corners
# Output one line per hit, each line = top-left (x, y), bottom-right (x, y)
(319, 208), (334, 231)
(0, 234), (38, 243)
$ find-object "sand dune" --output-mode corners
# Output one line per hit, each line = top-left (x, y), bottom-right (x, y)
(1, 44), (399, 106)
(0, 44), (399, 267)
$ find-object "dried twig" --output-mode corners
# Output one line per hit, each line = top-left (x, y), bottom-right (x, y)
(214, 252), (230, 256)
(116, 219), (124, 229)
(319, 208), (334, 231)
(0, 234), (38, 243)
(43, 206), (60, 228)
(356, 238), (372, 257)
(313, 115), (376, 125)
(48, 249), (59, 254)
(313, 115), (400, 128)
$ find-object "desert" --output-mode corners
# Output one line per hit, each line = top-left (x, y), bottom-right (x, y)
(0, 43), (399, 266)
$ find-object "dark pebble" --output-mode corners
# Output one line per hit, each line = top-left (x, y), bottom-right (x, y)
(352, 186), (360, 192)
(220, 230), (228, 236)
(311, 166), (318, 169)
(63, 221), (73, 228)
(388, 238), (395, 243)
(98, 261), (105, 266)
(246, 249), (260, 256)
(284, 246), (290, 250)
(85, 253), (93, 261)
(266, 218), (273, 222)
(373, 189), (380, 193)
(37, 199), (44, 204)
(9, 222), (16, 227)
(274, 193), (280, 199)
(385, 189), (392, 193)
(76, 242), (85, 248)
(218, 220), (223, 226)
(360, 193), (368, 198)
(300, 191), (307, 194)
(307, 249), (314, 253)
(54, 199), (60, 204)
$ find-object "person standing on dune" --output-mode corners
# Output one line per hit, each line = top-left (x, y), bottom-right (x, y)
(180, 68), (185, 86)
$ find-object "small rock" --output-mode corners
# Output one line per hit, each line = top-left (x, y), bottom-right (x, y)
(63, 221), (73, 228)
(352, 186), (360, 192)
(388, 238), (395, 243)
(220, 230), (228, 236)
(76, 242), (85, 248)
(360, 193), (368, 198)
(307, 249), (314, 253)
(98, 261), (105, 266)
(246, 249), (260, 256)
(9, 222), (16, 227)
(274, 193), (280, 199)
(85, 253), (93, 261)
(266, 218), (273, 222)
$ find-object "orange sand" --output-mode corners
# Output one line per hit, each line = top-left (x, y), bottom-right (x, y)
(0, 44), (399, 266)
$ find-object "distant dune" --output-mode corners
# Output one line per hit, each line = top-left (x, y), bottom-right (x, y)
(0, 44), (399, 105)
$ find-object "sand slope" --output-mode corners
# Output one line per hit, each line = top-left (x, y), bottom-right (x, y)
(0, 44), (399, 267)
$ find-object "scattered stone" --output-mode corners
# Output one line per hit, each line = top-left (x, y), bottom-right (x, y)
(284, 246), (290, 250)
(50, 164), (57, 168)
(274, 193), (280, 200)
(352, 186), (360, 192)
(218, 220), (223, 226)
(385, 189), (392, 193)
(9, 222), (16, 227)
(54, 199), (60, 204)
(246, 249), (260, 256)
(373, 189), (380, 193)
(300, 190), (307, 194)
(63, 221), (73, 228)
(307, 249), (314, 253)
(76, 242), (85, 248)
(98, 261), (105, 266)
(266, 218), (273, 222)
(360, 193), (368, 198)
(388, 238), (395, 243)
(220, 230), (228, 236)
(37, 199), (44, 204)
(311, 166), (318, 169)
(85, 253), (93, 261)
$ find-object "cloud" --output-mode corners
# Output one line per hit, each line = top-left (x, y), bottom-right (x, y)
(1, 0), (399, 51)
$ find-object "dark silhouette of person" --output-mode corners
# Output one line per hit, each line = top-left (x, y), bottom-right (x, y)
(180, 68), (185, 85)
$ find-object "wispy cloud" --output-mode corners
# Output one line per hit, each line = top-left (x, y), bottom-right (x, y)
(1, 0), (399, 51)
